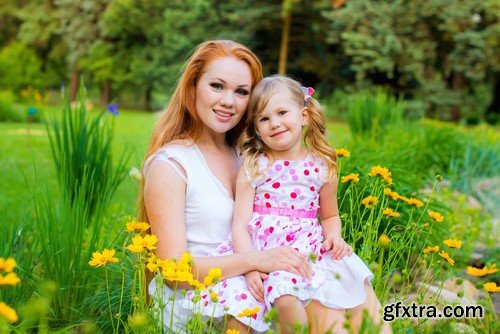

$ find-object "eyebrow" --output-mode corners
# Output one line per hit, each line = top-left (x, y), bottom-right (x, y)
(209, 78), (251, 88)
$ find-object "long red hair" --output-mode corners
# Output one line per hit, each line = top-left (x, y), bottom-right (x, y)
(139, 40), (263, 221)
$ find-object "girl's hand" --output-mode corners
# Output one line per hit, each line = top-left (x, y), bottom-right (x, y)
(255, 246), (312, 280)
(323, 236), (353, 260)
(244, 270), (268, 302)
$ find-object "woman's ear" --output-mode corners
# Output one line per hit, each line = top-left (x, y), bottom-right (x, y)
(301, 107), (309, 127)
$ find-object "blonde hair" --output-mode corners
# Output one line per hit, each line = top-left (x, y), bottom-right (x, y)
(240, 75), (337, 182)
(139, 40), (263, 221)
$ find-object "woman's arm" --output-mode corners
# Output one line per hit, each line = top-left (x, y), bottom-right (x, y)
(145, 160), (311, 289)
(319, 177), (352, 260)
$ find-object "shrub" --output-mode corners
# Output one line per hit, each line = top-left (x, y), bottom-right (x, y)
(346, 89), (405, 138)
(0, 90), (23, 122)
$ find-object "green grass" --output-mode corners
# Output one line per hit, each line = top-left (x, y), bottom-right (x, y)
(0, 108), (157, 227)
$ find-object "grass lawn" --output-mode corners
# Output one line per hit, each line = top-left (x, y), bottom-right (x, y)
(0, 106), (351, 225)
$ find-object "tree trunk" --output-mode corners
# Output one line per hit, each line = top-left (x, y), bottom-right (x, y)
(278, 11), (291, 75)
(69, 67), (80, 102)
(100, 81), (111, 106)
(486, 73), (499, 124)
(144, 85), (153, 111)
(450, 72), (464, 122)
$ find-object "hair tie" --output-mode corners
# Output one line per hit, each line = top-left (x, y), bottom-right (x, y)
(301, 86), (315, 105)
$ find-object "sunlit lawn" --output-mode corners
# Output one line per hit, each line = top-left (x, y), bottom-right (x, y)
(0, 106), (350, 225)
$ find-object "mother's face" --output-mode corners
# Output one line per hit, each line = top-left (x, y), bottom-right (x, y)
(195, 56), (253, 135)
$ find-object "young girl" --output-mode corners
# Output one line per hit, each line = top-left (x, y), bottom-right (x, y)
(183, 75), (379, 333)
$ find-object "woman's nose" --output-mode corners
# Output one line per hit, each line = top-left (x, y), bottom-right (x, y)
(220, 91), (234, 107)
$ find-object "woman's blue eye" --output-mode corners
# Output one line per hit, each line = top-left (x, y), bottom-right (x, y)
(210, 83), (223, 90)
(236, 88), (250, 96)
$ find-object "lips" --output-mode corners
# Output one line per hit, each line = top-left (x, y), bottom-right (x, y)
(271, 130), (287, 137)
(213, 109), (233, 117)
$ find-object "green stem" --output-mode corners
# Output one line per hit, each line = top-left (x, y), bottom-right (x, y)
(105, 269), (117, 334)
(169, 282), (178, 331)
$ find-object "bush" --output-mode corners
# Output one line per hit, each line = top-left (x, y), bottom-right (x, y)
(346, 89), (404, 138)
(0, 90), (23, 122)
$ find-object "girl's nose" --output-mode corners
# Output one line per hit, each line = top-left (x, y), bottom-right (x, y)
(270, 117), (280, 128)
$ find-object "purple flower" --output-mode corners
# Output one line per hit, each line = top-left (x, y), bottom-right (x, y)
(107, 103), (119, 116)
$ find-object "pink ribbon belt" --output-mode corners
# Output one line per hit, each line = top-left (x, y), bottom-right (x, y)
(253, 205), (318, 218)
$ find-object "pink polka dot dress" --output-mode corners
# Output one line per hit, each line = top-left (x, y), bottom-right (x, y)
(182, 154), (373, 332)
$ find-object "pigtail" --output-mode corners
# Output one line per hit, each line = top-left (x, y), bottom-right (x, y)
(303, 98), (338, 182)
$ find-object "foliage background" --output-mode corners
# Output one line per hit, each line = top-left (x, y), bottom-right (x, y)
(0, 0), (498, 121)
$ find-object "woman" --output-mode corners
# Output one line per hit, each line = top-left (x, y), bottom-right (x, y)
(141, 40), (389, 333)
(140, 40), (311, 332)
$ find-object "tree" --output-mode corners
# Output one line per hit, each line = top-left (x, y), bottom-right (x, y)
(323, 0), (500, 121)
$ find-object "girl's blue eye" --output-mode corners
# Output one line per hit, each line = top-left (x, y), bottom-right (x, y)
(236, 88), (250, 96)
(278, 110), (287, 116)
(259, 117), (269, 122)
(210, 82), (223, 90)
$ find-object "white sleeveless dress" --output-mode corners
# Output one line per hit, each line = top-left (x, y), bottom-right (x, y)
(144, 144), (245, 333)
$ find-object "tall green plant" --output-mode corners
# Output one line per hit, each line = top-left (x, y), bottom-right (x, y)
(346, 90), (404, 138)
(46, 81), (129, 219)
(32, 82), (130, 323)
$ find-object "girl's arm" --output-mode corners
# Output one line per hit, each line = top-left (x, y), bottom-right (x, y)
(145, 160), (311, 290)
(231, 167), (269, 302)
(319, 177), (353, 260)
(231, 167), (256, 254)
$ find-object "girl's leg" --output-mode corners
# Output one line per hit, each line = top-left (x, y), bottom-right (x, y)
(305, 300), (347, 334)
(226, 316), (250, 332)
(274, 295), (308, 334)
(349, 281), (392, 334)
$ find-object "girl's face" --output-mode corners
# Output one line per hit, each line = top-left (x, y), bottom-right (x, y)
(256, 85), (308, 158)
(195, 57), (252, 137)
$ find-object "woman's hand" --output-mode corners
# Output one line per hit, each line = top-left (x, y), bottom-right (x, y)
(244, 270), (268, 302)
(255, 246), (312, 279)
(322, 236), (353, 260)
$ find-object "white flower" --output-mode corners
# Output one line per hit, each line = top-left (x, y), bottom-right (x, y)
(129, 167), (142, 182)
(471, 13), (481, 23)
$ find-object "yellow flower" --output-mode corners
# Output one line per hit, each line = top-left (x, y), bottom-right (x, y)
(335, 148), (350, 158)
(438, 251), (455, 265)
(443, 239), (462, 249)
(126, 234), (158, 253)
(210, 291), (219, 302)
(0, 302), (18, 324)
(88, 249), (119, 267)
(383, 208), (400, 218)
(0, 273), (21, 286)
(428, 210), (444, 222)
(483, 282), (500, 293)
(423, 245), (440, 254)
(341, 173), (359, 183)
(177, 252), (194, 271)
(126, 221), (150, 233)
(384, 188), (401, 200)
(378, 234), (391, 247)
(466, 264), (498, 277)
(361, 195), (379, 209)
(368, 166), (393, 185)
(406, 197), (424, 208)
(188, 278), (206, 291)
(0, 257), (17, 273)
(227, 329), (240, 334)
(203, 268), (223, 286)
(173, 270), (193, 282)
(238, 306), (260, 318)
